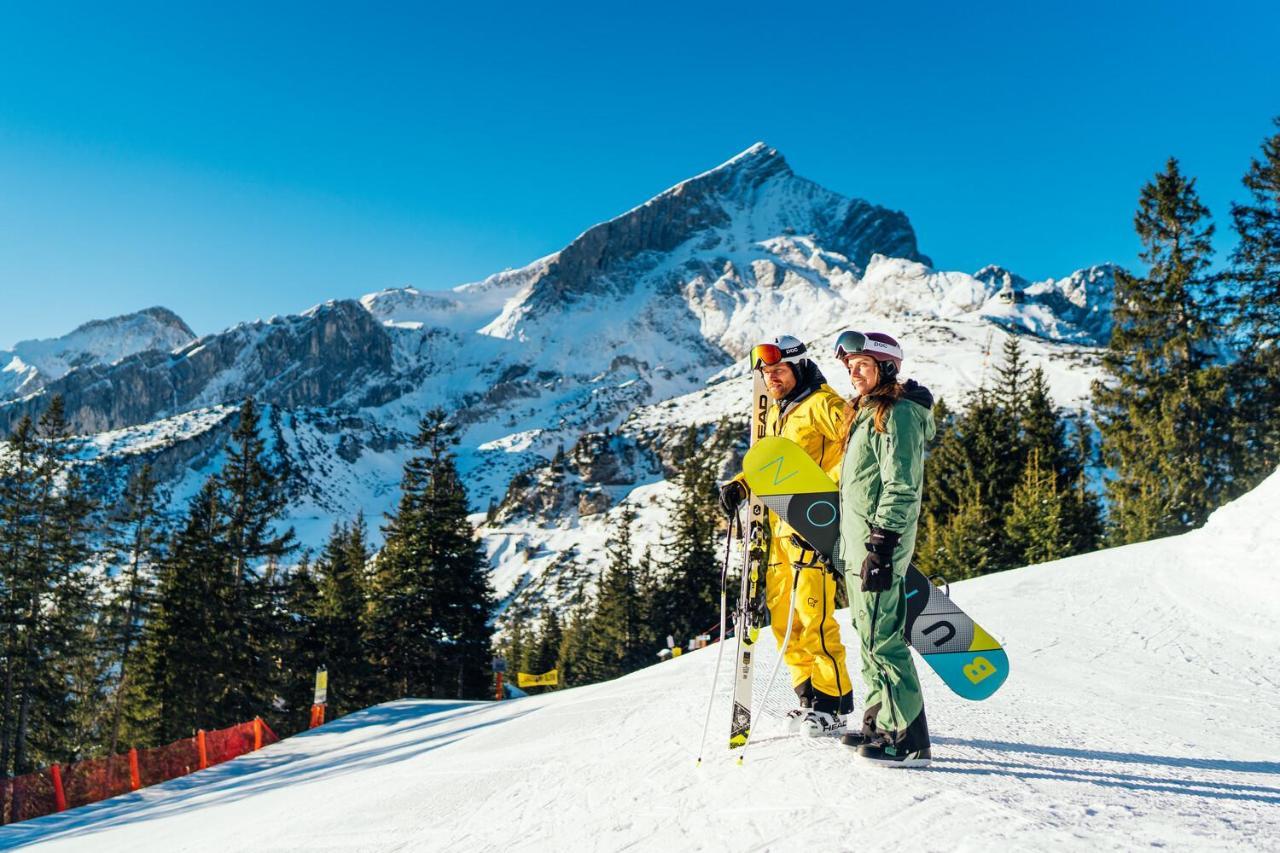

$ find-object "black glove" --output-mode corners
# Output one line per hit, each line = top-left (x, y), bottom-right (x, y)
(718, 480), (747, 517)
(860, 527), (901, 592)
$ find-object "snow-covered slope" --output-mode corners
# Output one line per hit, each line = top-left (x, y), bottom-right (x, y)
(9, 469), (1279, 852)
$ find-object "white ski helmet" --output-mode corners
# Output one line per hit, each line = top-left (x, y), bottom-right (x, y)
(751, 334), (809, 370)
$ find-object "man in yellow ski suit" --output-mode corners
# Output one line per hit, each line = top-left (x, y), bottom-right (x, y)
(719, 335), (854, 734)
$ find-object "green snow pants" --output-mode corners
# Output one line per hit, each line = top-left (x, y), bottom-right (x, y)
(849, 571), (924, 735)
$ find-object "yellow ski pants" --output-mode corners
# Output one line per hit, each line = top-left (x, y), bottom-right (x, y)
(766, 536), (853, 704)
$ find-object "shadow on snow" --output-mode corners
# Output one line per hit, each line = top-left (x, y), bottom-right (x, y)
(0, 700), (536, 851)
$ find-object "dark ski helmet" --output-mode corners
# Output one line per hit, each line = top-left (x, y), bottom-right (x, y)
(833, 330), (904, 381)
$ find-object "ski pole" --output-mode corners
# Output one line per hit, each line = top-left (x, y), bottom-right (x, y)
(696, 513), (738, 766)
(737, 565), (800, 766)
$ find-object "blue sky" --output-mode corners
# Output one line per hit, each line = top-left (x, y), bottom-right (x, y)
(1, 1), (1277, 349)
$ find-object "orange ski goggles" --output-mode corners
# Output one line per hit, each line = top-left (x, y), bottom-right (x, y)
(750, 341), (806, 370)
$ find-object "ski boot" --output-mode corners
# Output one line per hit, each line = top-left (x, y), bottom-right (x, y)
(841, 701), (883, 749)
(857, 707), (932, 768)
(784, 701), (813, 734)
(799, 709), (846, 738)
(800, 689), (852, 737)
(784, 681), (816, 734)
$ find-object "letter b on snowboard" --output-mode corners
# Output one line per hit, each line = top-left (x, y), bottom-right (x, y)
(963, 656), (997, 684)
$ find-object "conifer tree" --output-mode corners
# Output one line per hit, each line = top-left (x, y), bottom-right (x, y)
(305, 520), (372, 716)
(651, 424), (726, 649)
(104, 464), (164, 754)
(555, 604), (593, 688)
(1230, 117), (1280, 482)
(920, 390), (1021, 571)
(280, 551), (322, 729)
(137, 483), (230, 743)
(1004, 449), (1068, 565)
(0, 415), (41, 775)
(1093, 158), (1233, 542)
(995, 335), (1028, 422)
(215, 399), (297, 725)
(530, 609), (562, 688)
(500, 607), (533, 680)
(0, 399), (103, 771)
(1020, 369), (1103, 555)
(589, 505), (647, 679)
(366, 409), (494, 701)
(916, 484), (996, 581)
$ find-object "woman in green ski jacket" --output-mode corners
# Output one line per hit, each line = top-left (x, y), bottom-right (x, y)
(832, 330), (936, 767)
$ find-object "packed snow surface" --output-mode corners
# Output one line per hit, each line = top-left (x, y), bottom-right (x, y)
(7, 471), (1279, 851)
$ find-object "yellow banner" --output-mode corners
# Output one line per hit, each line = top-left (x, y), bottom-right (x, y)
(517, 669), (559, 688)
(313, 668), (328, 705)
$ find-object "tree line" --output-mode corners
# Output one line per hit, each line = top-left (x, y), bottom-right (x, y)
(919, 117), (1280, 576)
(0, 400), (493, 778)
(500, 423), (731, 690)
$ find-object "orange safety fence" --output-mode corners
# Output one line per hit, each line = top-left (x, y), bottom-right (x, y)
(1, 717), (279, 826)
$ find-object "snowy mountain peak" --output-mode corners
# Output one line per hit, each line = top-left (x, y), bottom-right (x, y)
(666, 141), (791, 199)
(473, 144), (931, 358)
(0, 306), (196, 400)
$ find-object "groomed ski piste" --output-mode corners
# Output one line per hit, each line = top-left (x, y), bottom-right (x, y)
(7, 474), (1280, 852)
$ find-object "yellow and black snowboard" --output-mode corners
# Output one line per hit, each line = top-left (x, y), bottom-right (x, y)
(742, 436), (1009, 701)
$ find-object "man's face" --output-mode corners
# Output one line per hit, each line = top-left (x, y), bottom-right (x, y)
(761, 363), (797, 399)
(844, 354), (880, 396)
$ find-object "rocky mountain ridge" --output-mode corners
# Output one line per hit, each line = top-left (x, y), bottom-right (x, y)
(0, 143), (1118, 621)
(0, 306), (195, 401)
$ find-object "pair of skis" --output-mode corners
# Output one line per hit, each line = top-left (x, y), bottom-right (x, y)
(696, 370), (770, 766)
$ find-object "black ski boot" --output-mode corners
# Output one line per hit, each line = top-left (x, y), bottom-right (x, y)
(841, 701), (882, 749)
(857, 706), (932, 767)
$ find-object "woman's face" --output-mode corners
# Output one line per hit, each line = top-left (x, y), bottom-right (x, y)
(844, 354), (880, 396)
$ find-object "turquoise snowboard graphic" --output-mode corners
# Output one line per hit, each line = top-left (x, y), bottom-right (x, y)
(742, 436), (1009, 701)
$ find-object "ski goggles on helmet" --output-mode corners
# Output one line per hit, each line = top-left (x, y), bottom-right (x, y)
(750, 341), (806, 370)
(833, 330), (904, 362)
